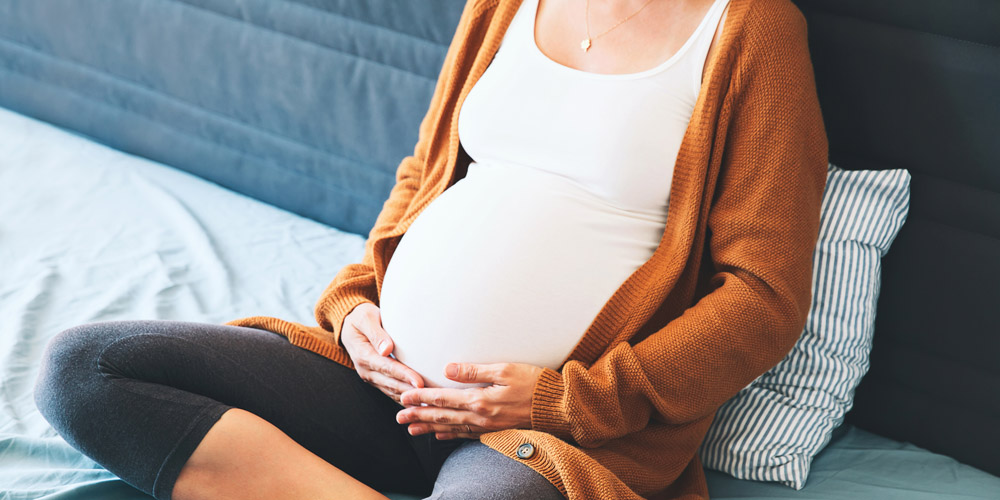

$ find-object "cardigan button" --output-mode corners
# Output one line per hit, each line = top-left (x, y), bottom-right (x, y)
(516, 442), (535, 459)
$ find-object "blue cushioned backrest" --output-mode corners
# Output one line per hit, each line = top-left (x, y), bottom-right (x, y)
(0, 0), (466, 236)
(792, 0), (999, 476)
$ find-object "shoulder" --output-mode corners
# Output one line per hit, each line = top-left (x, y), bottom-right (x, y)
(722, 0), (814, 81)
(721, 0), (822, 114)
(740, 0), (809, 44)
(459, 0), (508, 22)
(449, 0), (514, 43)
(448, 0), (498, 35)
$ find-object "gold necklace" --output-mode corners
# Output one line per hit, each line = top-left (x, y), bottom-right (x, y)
(581, 0), (657, 52)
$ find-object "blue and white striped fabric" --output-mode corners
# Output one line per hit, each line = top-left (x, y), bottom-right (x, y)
(697, 162), (911, 489)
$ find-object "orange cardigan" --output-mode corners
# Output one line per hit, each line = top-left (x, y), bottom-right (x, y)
(226, 0), (828, 497)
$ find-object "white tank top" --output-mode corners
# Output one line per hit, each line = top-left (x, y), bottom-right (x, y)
(378, 0), (730, 389)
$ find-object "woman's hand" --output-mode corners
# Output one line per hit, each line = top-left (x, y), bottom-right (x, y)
(395, 362), (545, 440)
(341, 302), (425, 404)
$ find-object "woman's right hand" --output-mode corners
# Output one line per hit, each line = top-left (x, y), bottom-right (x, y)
(341, 302), (425, 404)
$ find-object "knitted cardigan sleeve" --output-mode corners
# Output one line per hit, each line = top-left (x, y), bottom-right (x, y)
(312, 1), (477, 348)
(529, 5), (829, 448)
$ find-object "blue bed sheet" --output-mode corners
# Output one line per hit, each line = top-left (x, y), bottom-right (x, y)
(0, 105), (364, 498)
(1, 106), (997, 499)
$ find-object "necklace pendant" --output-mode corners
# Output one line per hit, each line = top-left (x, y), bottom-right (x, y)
(580, 38), (591, 52)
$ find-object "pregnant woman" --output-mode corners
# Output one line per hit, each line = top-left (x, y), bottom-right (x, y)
(33, 0), (827, 498)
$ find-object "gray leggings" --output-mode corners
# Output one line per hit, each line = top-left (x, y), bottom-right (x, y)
(33, 320), (564, 500)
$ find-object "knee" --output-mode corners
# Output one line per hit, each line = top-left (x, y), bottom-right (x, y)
(33, 321), (120, 424)
(430, 441), (564, 500)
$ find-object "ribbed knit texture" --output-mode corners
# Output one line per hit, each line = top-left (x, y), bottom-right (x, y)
(225, 0), (829, 498)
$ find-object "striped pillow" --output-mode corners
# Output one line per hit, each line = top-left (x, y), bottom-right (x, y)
(697, 162), (911, 489)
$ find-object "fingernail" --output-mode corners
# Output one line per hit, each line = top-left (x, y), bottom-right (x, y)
(378, 340), (388, 354)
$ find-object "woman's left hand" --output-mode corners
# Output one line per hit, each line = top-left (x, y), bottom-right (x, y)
(395, 362), (545, 440)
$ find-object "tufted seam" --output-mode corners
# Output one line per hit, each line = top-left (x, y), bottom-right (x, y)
(0, 37), (411, 180)
(0, 62), (390, 211)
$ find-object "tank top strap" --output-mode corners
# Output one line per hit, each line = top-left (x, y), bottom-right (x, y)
(682, 0), (731, 94)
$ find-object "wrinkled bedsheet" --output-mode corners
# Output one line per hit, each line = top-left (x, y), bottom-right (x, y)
(0, 105), (369, 499)
(1, 106), (998, 499)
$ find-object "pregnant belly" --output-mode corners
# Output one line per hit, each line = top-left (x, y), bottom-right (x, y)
(378, 162), (666, 388)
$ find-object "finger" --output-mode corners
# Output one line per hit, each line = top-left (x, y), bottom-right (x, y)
(346, 335), (383, 373)
(435, 432), (482, 440)
(356, 307), (394, 356)
(356, 367), (395, 396)
(353, 347), (409, 384)
(370, 355), (424, 388)
(444, 362), (507, 384)
(397, 407), (485, 431)
(407, 423), (489, 436)
(365, 370), (413, 397)
(399, 387), (478, 410)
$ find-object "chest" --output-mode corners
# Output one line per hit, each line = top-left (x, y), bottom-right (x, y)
(455, 0), (727, 214)
(533, 0), (720, 77)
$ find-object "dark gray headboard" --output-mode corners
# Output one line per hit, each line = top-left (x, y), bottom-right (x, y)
(0, 0), (465, 236)
(790, 0), (1000, 476)
(1, 0), (997, 478)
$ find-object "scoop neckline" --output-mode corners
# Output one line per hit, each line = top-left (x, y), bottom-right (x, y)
(528, 0), (723, 80)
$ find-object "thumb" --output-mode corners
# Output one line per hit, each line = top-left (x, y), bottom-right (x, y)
(370, 328), (393, 357)
(359, 309), (393, 356)
(445, 363), (503, 384)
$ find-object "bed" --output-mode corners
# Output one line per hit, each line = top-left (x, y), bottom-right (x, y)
(1, 102), (996, 500)
(1, 0), (998, 498)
